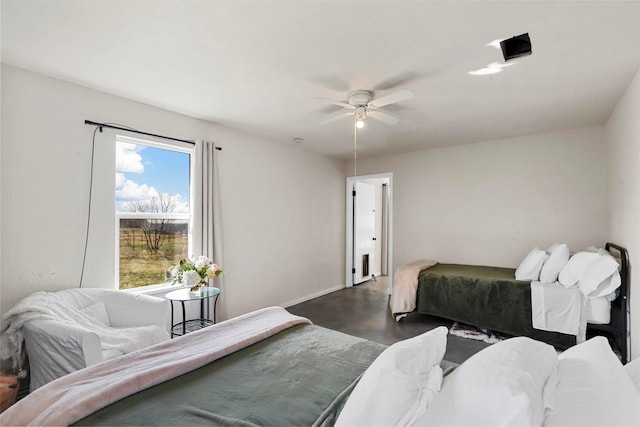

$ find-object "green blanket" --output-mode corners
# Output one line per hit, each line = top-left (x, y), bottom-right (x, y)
(74, 324), (386, 427)
(417, 264), (575, 349)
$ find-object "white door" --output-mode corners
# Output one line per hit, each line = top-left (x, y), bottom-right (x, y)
(353, 181), (376, 284)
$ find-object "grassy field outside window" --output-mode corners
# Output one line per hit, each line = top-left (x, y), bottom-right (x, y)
(118, 221), (188, 289)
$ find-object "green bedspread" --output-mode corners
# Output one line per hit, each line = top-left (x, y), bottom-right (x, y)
(74, 324), (387, 427)
(416, 264), (575, 349)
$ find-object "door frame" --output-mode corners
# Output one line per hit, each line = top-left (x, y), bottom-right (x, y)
(345, 172), (393, 292)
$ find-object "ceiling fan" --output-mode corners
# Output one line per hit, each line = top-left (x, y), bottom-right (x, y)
(317, 89), (414, 128)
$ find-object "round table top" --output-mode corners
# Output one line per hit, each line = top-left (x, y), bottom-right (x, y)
(165, 286), (220, 301)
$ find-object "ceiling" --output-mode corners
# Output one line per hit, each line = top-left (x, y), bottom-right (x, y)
(2, 1), (640, 160)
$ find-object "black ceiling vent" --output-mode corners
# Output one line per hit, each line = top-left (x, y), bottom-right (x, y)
(500, 33), (532, 61)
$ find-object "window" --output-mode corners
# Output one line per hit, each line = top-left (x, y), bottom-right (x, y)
(115, 136), (192, 289)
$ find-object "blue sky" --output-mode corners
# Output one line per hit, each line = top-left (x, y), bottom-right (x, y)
(115, 141), (190, 213)
(139, 146), (190, 196)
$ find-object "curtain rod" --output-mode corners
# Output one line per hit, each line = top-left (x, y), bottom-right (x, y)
(84, 120), (222, 150)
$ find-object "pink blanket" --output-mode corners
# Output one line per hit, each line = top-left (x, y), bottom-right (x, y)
(389, 260), (438, 318)
(0, 306), (311, 426)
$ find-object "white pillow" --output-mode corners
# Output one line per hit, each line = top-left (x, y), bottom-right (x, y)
(80, 302), (111, 326)
(515, 248), (548, 281)
(578, 253), (621, 297)
(540, 243), (570, 283)
(545, 337), (640, 427)
(558, 251), (599, 288)
(418, 337), (559, 427)
(336, 327), (447, 427)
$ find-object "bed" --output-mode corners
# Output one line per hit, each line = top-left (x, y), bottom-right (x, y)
(0, 307), (385, 426)
(395, 243), (629, 362)
(1, 306), (638, 426)
(416, 263), (576, 348)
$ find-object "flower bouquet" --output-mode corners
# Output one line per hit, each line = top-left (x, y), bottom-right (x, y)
(170, 255), (224, 291)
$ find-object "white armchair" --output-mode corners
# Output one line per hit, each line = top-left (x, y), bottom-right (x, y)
(22, 288), (170, 391)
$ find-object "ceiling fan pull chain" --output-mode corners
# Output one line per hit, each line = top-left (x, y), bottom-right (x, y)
(354, 117), (357, 178)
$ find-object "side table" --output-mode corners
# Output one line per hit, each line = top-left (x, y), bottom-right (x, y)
(165, 287), (221, 337)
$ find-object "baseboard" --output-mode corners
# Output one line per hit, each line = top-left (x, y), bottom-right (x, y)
(282, 284), (345, 308)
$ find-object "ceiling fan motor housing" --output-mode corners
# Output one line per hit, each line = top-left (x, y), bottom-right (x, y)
(348, 90), (373, 107)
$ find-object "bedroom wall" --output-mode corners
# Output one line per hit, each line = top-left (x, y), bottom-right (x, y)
(347, 127), (609, 270)
(606, 69), (640, 360)
(0, 64), (345, 320)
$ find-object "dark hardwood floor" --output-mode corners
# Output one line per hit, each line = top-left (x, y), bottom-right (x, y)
(287, 276), (491, 364)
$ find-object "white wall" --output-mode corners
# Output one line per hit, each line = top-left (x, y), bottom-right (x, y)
(606, 69), (640, 360)
(0, 64), (345, 320)
(347, 127), (609, 270)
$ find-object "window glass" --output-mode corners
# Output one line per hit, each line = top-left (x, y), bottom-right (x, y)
(115, 136), (191, 289)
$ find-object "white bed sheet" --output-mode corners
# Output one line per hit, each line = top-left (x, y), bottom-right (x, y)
(531, 282), (615, 339)
(586, 295), (611, 324)
(531, 281), (586, 341)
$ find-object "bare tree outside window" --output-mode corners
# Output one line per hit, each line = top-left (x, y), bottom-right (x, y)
(125, 194), (175, 255)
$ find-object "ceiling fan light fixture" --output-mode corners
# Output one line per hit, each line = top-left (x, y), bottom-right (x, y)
(355, 106), (366, 128)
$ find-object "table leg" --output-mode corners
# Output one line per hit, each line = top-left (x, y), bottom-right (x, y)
(170, 301), (174, 338)
(181, 301), (186, 336)
(213, 295), (219, 324)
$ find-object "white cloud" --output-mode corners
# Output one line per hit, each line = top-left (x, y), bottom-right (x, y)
(169, 194), (190, 214)
(115, 172), (127, 189)
(116, 142), (144, 174)
(116, 178), (158, 201)
(116, 176), (189, 213)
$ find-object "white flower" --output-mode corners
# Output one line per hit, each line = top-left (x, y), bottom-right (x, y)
(182, 270), (201, 288)
(207, 264), (221, 278)
(170, 255), (224, 286)
(194, 256), (212, 270)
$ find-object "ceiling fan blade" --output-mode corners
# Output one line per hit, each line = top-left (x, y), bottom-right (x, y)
(368, 110), (400, 125)
(368, 89), (414, 108)
(320, 110), (354, 124)
(315, 97), (354, 109)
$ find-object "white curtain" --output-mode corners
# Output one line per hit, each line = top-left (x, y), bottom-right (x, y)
(191, 140), (226, 321)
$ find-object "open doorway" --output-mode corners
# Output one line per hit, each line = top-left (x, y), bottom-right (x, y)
(345, 172), (393, 294)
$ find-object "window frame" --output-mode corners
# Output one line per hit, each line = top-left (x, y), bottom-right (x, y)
(114, 135), (194, 291)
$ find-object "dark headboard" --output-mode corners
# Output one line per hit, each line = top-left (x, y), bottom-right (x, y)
(588, 243), (629, 363)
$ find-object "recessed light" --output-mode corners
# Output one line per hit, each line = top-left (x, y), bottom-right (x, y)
(292, 137), (304, 143)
